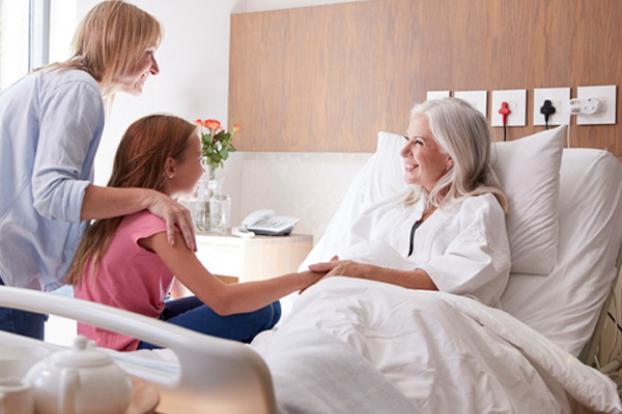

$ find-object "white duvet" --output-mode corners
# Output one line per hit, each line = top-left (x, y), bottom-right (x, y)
(251, 277), (622, 414)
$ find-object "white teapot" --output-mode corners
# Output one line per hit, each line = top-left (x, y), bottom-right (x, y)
(25, 336), (132, 414)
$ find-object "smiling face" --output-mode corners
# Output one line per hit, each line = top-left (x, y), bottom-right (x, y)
(116, 47), (160, 95)
(401, 114), (453, 191)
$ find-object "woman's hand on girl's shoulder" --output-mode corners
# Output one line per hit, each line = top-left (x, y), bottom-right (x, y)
(147, 191), (196, 251)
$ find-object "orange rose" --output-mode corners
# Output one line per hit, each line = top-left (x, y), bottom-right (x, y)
(204, 119), (221, 130)
(194, 118), (203, 126)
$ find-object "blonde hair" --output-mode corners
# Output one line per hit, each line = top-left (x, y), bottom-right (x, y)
(406, 98), (508, 212)
(47, 1), (161, 94)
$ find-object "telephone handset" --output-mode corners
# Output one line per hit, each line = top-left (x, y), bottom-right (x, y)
(239, 209), (299, 236)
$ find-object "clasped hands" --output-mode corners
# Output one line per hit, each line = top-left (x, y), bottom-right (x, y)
(299, 255), (371, 293)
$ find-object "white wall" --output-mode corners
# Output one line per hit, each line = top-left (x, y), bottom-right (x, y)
(234, 0), (365, 12)
(76, 0), (237, 186)
(226, 151), (370, 241)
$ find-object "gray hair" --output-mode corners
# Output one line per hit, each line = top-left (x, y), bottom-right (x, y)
(406, 98), (508, 212)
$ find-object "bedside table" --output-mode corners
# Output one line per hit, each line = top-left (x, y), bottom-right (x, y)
(194, 232), (313, 283)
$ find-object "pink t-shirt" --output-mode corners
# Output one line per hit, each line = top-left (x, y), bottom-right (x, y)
(74, 211), (173, 351)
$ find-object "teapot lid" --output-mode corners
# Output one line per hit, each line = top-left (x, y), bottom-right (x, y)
(51, 336), (114, 368)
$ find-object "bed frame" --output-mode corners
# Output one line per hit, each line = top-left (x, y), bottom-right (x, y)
(580, 241), (622, 376)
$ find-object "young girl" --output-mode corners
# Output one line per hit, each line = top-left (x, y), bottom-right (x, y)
(67, 115), (324, 351)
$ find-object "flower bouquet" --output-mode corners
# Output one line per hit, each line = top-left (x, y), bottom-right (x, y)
(195, 118), (239, 177)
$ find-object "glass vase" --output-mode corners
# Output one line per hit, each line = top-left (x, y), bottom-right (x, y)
(195, 162), (231, 233)
(208, 190), (231, 233)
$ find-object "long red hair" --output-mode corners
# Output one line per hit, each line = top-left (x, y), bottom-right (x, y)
(66, 114), (196, 285)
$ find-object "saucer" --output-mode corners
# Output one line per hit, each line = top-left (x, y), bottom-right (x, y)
(126, 378), (160, 414)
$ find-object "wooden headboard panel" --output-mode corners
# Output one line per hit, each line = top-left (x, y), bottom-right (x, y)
(229, 0), (622, 154)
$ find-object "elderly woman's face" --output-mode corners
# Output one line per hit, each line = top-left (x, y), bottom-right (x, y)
(401, 114), (452, 191)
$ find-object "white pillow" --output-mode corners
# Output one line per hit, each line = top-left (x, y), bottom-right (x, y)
(491, 126), (565, 274)
(299, 133), (405, 269)
(301, 127), (566, 276)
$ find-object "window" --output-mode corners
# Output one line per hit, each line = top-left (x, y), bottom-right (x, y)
(0, 0), (77, 92)
(0, 0), (30, 90)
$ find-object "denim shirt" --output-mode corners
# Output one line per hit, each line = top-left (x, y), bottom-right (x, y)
(0, 69), (105, 291)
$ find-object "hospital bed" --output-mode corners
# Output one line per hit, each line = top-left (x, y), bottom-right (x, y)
(0, 128), (621, 413)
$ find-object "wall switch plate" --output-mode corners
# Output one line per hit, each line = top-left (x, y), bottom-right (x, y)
(454, 90), (487, 116)
(533, 87), (570, 126)
(426, 90), (450, 100)
(491, 89), (526, 127)
(576, 85), (616, 125)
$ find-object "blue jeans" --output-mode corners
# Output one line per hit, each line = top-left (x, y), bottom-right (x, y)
(0, 277), (47, 340)
(137, 296), (281, 350)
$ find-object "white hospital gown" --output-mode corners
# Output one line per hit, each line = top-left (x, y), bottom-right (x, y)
(340, 191), (511, 306)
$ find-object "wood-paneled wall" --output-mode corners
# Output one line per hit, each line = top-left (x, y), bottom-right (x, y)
(229, 0), (622, 154)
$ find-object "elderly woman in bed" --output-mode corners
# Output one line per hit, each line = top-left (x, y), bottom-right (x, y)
(310, 98), (511, 306)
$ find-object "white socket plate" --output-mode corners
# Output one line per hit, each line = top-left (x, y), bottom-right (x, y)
(576, 85), (616, 125)
(454, 90), (487, 117)
(491, 89), (526, 127)
(533, 87), (570, 126)
(426, 90), (450, 100)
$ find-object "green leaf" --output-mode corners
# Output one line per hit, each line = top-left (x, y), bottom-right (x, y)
(201, 127), (237, 168)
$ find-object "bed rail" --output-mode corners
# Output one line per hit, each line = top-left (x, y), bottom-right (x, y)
(0, 286), (277, 414)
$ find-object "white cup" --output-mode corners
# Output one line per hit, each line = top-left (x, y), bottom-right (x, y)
(0, 378), (34, 414)
(0, 345), (49, 380)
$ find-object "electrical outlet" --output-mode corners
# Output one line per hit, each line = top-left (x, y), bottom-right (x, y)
(491, 89), (526, 127)
(454, 90), (487, 117)
(533, 87), (570, 126)
(576, 85), (616, 125)
(426, 90), (450, 100)
(569, 97), (601, 115)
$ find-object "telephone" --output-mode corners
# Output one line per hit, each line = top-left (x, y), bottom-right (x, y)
(239, 209), (299, 236)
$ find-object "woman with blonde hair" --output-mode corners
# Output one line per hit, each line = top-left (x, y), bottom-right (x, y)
(69, 114), (324, 350)
(310, 98), (511, 307)
(0, 1), (195, 339)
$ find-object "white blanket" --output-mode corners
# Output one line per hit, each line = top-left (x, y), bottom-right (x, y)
(251, 277), (622, 414)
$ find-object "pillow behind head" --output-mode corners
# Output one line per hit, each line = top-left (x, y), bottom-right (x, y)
(361, 132), (406, 205)
(491, 126), (565, 275)
(301, 127), (565, 276)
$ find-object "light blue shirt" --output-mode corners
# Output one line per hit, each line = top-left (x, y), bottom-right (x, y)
(0, 69), (105, 291)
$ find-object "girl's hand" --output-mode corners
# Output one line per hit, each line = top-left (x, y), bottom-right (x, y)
(147, 191), (196, 251)
(298, 269), (329, 294)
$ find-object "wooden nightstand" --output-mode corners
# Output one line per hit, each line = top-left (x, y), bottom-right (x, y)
(194, 232), (313, 283)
